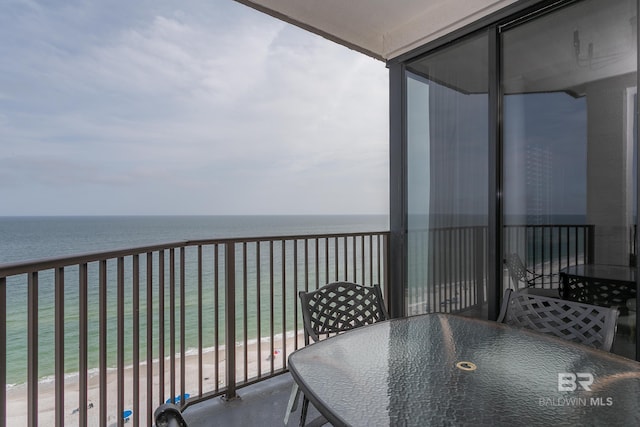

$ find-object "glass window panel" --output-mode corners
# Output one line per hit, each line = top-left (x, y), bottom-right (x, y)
(502, 0), (637, 358)
(405, 32), (489, 318)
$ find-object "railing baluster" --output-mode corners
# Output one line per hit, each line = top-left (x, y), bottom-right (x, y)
(214, 245), (219, 391)
(146, 252), (153, 427)
(197, 246), (203, 396)
(344, 236), (349, 281)
(54, 267), (64, 427)
(325, 238), (329, 284)
(269, 241), (274, 374)
(243, 242), (248, 382)
(360, 236), (365, 285)
(304, 239), (309, 293)
(383, 234), (389, 303)
(224, 242), (237, 400)
(180, 247), (186, 405)
(281, 240), (286, 370)
(0, 277), (5, 427)
(27, 271), (38, 427)
(294, 239), (301, 352)
(315, 239), (320, 290)
(169, 249), (176, 403)
(565, 227), (570, 267)
(352, 236), (356, 283)
(369, 235), (373, 285)
(293, 239), (299, 351)
(79, 263), (88, 427)
(455, 228), (459, 309)
(256, 242), (261, 378)
(117, 257), (125, 427)
(158, 250), (165, 405)
(335, 237), (339, 282)
(372, 236), (380, 290)
(133, 255), (140, 426)
(99, 260), (107, 426)
(588, 225), (595, 264)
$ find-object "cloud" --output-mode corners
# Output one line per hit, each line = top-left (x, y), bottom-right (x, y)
(0, 1), (389, 215)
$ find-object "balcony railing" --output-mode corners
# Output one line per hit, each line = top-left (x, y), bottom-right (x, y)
(504, 223), (595, 287)
(0, 231), (389, 427)
(407, 223), (594, 315)
(407, 226), (487, 314)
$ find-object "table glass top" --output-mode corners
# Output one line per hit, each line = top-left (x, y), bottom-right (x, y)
(288, 314), (640, 426)
(560, 264), (636, 282)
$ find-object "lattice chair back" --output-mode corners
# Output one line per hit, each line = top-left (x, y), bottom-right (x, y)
(299, 282), (388, 344)
(497, 289), (619, 352)
(505, 253), (537, 287)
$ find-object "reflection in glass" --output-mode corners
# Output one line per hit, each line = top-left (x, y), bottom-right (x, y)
(405, 33), (489, 318)
(502, 0), (637, 358)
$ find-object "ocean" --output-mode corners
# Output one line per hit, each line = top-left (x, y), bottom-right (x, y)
(0, 215), (389, 265)
(0, 215), (389, 387)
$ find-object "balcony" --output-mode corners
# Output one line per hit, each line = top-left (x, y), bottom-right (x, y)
(0, 223), (633, 426)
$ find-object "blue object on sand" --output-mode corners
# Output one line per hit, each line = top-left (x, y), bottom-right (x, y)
(123, 409), (133, 420)
(165, 393), (190, 404)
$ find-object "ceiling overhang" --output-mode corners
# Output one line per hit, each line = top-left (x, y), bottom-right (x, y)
(233, 0), (519, 61)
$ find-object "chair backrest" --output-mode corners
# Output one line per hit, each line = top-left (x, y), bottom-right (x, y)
(504, 253), (529, 286)
(154, 403), (188, 427)
(497, 289), (619, 352)
(298, 282), (388, 344)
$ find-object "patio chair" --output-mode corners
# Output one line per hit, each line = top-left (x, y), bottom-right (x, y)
(154, 403), (189, 427)
(497, 288), (619, 352)
(286, 282), (388, 426)
(504, 253), (561, 298)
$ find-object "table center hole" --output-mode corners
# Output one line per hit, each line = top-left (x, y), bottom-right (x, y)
(456, 361), (477, 371)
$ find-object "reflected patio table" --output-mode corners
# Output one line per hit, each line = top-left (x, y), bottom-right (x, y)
(288, 313), (640, 426)
(560, 264), (636, 306)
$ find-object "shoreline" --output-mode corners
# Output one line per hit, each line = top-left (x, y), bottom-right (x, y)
(6, 331), (305, 427)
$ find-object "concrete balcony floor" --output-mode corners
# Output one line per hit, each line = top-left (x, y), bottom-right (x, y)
(181, 373), (325, 427)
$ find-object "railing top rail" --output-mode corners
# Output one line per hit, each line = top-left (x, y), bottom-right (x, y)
(0, 240), (190, 277)
(187, 230), (389, 246)
(504, 224), (595, 228)
(0, 230), (390, 278)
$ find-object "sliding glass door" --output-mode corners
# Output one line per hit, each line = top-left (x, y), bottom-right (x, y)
(502, 0), (637, 357)
(398, 0), (638, 358)
(405, 33), (489, 318)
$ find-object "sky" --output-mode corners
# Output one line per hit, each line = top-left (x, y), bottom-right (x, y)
(0, 0), (389, 216)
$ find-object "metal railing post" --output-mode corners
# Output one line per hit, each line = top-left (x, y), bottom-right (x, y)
(0, 277), (5, 427)
(27, 272), (38, 427)
(474, 227), (487, 307)
(54, 268), (64, 427)
(224, 242), (238, 400)
(587, 225), (595, 264)
(383, 233), (391, 312)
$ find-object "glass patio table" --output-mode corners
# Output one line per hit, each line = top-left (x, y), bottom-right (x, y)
(287, 313), (640, 426)
(560, 264), (636, 307)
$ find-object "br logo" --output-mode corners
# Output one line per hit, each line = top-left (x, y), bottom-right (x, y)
(558, 373), (594, 391)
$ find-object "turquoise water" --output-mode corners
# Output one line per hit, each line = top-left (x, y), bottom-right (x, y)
(0, 215), (389, 387)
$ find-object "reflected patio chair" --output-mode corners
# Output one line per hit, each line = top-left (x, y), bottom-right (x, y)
(504, 253), (561, 298)
(285, 282), (388, 426)
(497, 288), (619, 352)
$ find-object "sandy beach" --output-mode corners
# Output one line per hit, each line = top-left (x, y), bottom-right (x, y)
(6, 331), (305, 427)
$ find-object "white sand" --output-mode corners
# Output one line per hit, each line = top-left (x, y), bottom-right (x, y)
(6, 332), (305, 427)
